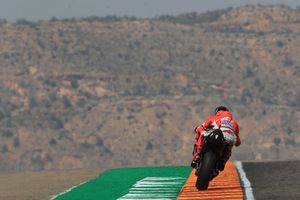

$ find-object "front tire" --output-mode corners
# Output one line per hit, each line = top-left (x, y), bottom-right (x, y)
(196, 151), (217, 190)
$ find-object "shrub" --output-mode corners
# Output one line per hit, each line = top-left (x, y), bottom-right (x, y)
(240, 89), (252, 105)
(1, 145), (8, 153)
(49, 116), (64, 129)
(77, 98), (86, 108)
(13, 137), (20, 148)
(209, 49), (216, 56)
(274, 137), (281, 146)
(96, 137), (104, 147)
(0, 111), (5, 121)
(244, 67), (255, 78)
(44, 79), (57, 87)
(276, 40), (284, 48)
(48, 92), (57, 102)
(80, 142), (93, 150)
(29, 97), (38, 108)
(49, 138), (57, 146)
(129, 102), (142, 113)
(146, 141), (153, 150)
(62, 96), (72, 109)
(283, 57), (294, 67)
(70, 79), (78, 89)
(15, 18), (38, 27)
(159, 85), (172, 95)
(155, 110), (166, 119)
(2, 130), (13, 138)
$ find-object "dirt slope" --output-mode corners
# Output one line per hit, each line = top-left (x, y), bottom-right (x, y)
(0, 168), (102, 200)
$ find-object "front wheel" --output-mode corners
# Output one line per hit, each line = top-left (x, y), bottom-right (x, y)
(195, 151), (217, 190)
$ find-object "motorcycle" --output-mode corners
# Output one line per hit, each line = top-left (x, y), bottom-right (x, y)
(194, 129), (227, 190)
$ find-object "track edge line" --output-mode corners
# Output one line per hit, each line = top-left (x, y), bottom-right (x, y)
(49, 180), (88, 200)
(235, 161), (255, 200)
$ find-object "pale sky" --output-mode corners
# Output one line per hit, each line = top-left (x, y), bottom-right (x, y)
(0, 0), (299, 21)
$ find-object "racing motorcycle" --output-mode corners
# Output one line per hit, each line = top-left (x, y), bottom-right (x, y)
(194, 129), (229, 190)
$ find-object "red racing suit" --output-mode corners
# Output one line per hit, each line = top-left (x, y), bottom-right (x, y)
(193, 110), (241, 161)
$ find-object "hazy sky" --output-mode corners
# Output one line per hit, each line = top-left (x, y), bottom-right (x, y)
(1, 0), (300, 21)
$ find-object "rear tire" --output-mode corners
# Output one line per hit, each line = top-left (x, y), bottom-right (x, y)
(196, 151), (217, 190)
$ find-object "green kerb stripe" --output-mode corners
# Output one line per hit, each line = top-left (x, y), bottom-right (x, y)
(53, 166), (191, 200)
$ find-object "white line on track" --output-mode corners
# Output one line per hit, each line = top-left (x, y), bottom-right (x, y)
(49, 181), (88, 200)
(117, 177), (186, 200)
(235, 161), (255, 200)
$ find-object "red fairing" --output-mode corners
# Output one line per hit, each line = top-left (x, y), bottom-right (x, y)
(193, 110), (241, 161)
(232, 119), (241, 146)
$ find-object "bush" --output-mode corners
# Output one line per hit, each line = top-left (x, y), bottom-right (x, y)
(240, 89), (252, 105)
(80, 142), (93, 150)
(155, 110), (166, 119)
(96, 137), (104, 147)
(15, 18), (38, 27)
(77, 98), (86, 108)
(276, 40), (284, 48)
(48, 92), (57, 102)
(13, 137), (20, 148)
(1, 145), (8, 153)
(131, 84), (147, 96)
(0, 111), (5, 121)
(29, 97), (38, 108)
(70, 79), (78, 89)
(2, 130), (13, 138)
(243, 67), (255, 78)
(159, 85), (172, 95)
(283, 57), (294, 67)
(49, 115), (64, 129)
(62, 96), (72, 109)
(209, 49), (216, 56)
(44, 79), (57, 87)
(129, 102), (142, 113)
(182, 87), (196, 95)
(49, 138), (57, 146)
(274, 137), (281, 146)
(146, 141), (153, 150)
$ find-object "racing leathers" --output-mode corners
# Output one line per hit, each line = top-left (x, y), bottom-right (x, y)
(192, 110), (241, 168)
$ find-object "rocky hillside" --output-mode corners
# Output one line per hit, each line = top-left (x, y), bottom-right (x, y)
(0, 5), (299, 171)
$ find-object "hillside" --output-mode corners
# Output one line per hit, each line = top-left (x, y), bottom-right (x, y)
(0, 4), (299, 171)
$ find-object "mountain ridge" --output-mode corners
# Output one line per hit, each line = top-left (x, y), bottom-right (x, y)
(0, 4), (299, 171)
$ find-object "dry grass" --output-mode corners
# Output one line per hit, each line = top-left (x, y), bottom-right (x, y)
(0, 169), (102, 200)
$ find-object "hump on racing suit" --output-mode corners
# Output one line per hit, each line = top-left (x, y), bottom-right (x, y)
(192, 109), (241, 168)
(194, 110), (241, 146)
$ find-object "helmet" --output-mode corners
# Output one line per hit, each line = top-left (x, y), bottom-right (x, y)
(215, 106), (229, 114)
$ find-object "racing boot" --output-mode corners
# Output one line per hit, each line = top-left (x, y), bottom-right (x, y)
(191, 152), (200, 169)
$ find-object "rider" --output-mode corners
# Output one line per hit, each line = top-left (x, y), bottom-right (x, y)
(191, 106), (241, 170)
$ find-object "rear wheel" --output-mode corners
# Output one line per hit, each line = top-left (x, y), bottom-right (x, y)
(196, 151), (217, 190)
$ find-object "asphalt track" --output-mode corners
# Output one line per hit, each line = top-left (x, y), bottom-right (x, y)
(243, 160), (300, 200)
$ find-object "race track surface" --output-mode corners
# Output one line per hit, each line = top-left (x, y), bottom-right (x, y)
(1, 161), (299, 199)
(243, 160), (300, 200)
(51, 161), (300, 199)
